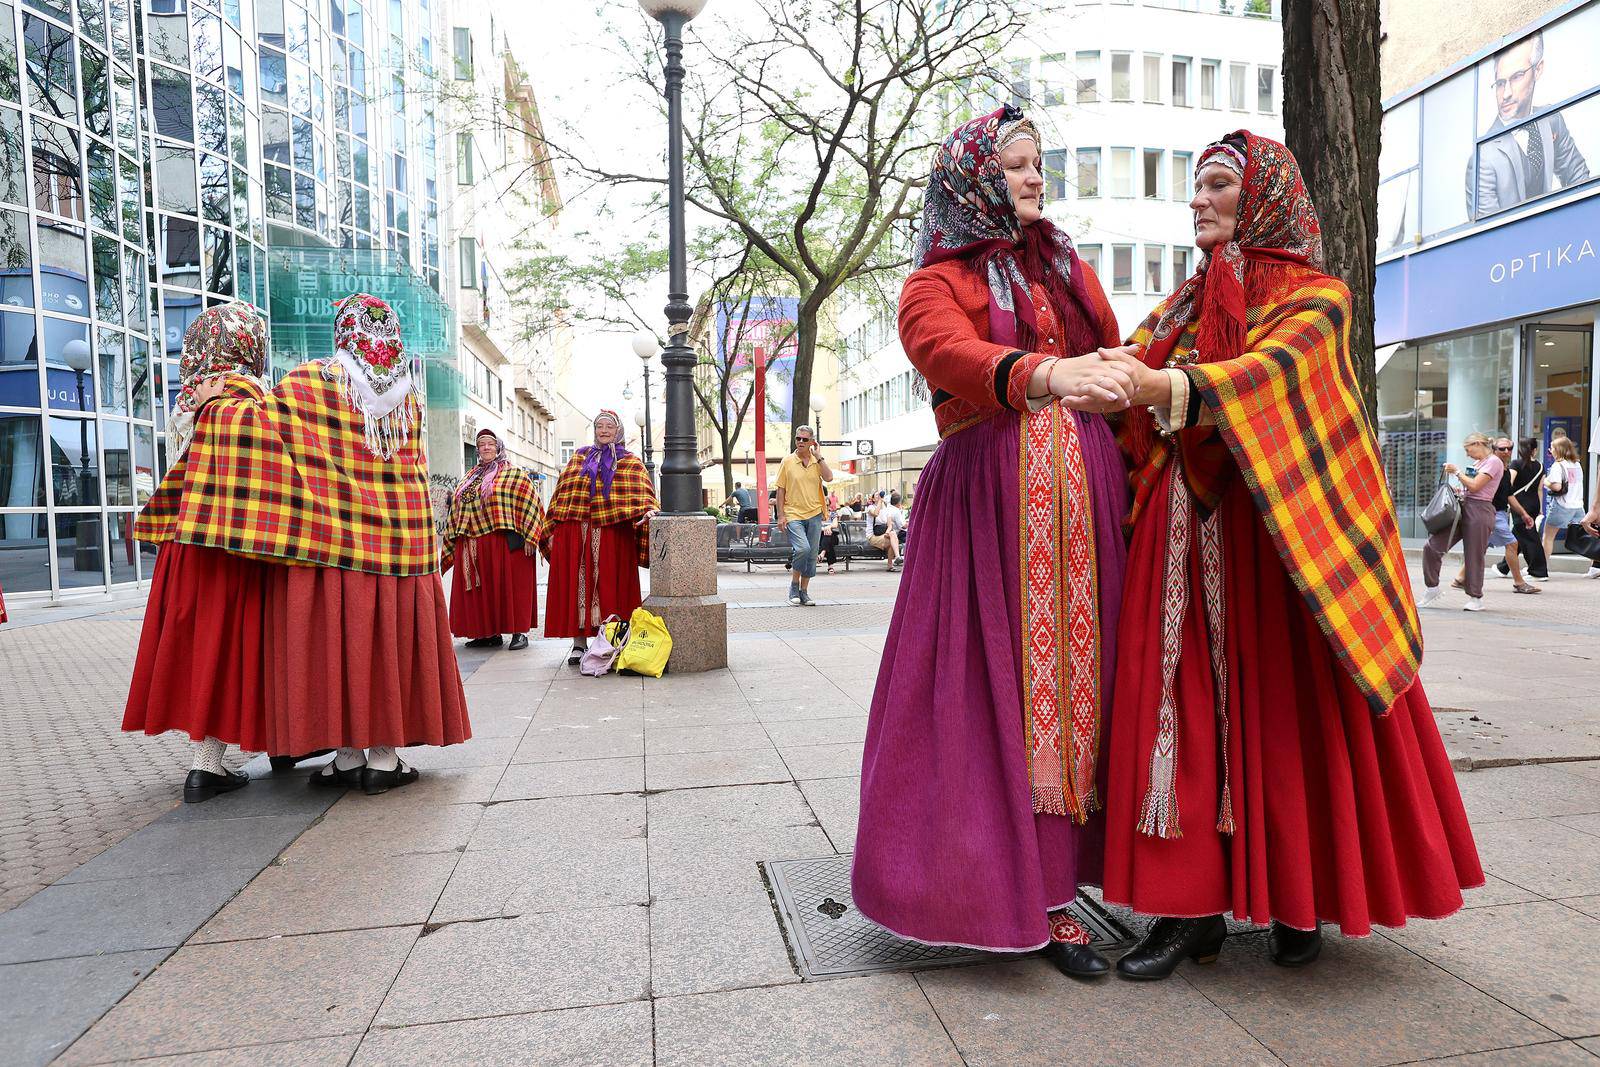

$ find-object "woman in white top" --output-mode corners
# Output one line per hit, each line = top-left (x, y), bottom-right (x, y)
(1543, 436), (1586, 560)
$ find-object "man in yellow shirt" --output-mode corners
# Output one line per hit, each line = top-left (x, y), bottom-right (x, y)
(775, 425), (833, 606)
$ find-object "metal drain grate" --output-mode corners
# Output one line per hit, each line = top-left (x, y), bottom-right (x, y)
(762, 854), (1135, 981)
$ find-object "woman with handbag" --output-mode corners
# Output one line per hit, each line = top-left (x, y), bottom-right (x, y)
(1495, 436), (1548, 583)
(1421, 433), (1502, 611)
(1542, 436), (1586, 563)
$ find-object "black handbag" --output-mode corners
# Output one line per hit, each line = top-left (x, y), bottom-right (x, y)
(1563, 522), (1600, 563)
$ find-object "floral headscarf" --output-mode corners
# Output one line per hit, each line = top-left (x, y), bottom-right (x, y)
(456, 428), (508, 503)
(913, 104), (1099, 360)
(323, 293), (418, 459)
(168, 301), (269, 457)
(1149, 130), (1325, 366)
(576, 409), (631, 500)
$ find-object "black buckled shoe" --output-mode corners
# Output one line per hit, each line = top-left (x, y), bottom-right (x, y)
(183, 768), (249, 804)
(309, 761), (363, 788)
(268, 749), (333, 772)
(362, 760), (420, 796)
(567, 643), (586, 665)
(1269, 921), (1322, 967)
(1115, 915), (1227, 981)
(1043, 940), (1111, 978)
(465, 635), (504, 648)
(508, 632), (529, 651)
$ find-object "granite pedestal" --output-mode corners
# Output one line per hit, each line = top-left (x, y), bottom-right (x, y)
(644, 514), (728, 674)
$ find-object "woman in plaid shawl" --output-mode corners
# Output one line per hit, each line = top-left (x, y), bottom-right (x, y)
(441, 429), (544, 651)
(124, 302), (276, 804)
(538, 411), (657, 665)
(1097, 132), (1482, 978)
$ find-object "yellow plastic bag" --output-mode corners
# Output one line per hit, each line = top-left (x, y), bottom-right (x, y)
(616, 606), (672, 678)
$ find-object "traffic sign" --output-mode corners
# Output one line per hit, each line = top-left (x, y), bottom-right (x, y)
(856, 440), (875, 457)
(820, 439), (849, 447)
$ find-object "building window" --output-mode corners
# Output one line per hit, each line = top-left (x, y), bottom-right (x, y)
(1075, 51), (1098, 103)
(1143, 148), (1165, 199)
(1257, 66), (1276, 113)
(1201, 59), (1219, 109)
(1171, 150), (1192, 201)
(1172, 245), (1192, 281)
(1172, 57), (1191, 107)
(1143, 244), (1165, 293)
(1043, 148), (1068, 200)
(1229, 62), (1248, 110)
(1076, 148), (1101, 197)
(1110, 53), (1132, 101)
(560, 439), (575, 464)
(1143, 54), (1162, 104)
(1041, 53), (1066, 107)
(452, 27), (472, 80)
(458, 236), (476, 287)
(1078, 242), (1102, 278)
(1111, 244), (1134, 294)
(1110, 148), (1133, 197)
(455, 133), (473, 184)
(1009, 59), (1030, 107)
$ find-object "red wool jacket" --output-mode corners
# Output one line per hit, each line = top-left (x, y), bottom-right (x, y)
(898, 258), (1121, 438)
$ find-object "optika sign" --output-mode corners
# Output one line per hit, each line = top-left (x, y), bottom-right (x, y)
(1487, 239), (1596, 283)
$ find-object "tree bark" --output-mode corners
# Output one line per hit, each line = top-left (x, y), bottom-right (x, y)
(1282, 0), (1381, 415)
(789, 304), (821, 450)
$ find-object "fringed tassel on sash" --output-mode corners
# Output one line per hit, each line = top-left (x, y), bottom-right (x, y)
(321, 357), (420, 461)
(1020, 404), (1101, 821)
(1138, 457), (1235, 839)
(461, 537), (481, 593)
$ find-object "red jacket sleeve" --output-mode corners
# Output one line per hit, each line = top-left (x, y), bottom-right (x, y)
(1077, 261), (1122, 348)
(897, 266), (1051, 413)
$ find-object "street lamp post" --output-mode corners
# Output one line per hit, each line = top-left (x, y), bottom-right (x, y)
(635, 0), (726, 673)
(810, 395), (825, 439)
(631, 331), (659, 483)
(638, 0), (708, 514)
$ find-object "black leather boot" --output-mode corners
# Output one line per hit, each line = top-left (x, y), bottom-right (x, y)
(183, 768), (249, 804)
(1269, 921), (1322, 967)
(1115, 915), (1227, 981)
(508, 632), (529, 650)
(1043, 940), (1110, 978)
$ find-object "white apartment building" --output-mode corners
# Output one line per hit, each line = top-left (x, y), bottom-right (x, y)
(431, 7), (568, 486)
(836, 0), (1285, 496)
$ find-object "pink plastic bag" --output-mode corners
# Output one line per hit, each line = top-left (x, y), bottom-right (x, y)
(579, 615), (627, 676)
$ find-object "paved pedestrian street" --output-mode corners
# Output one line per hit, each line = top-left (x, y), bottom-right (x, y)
(2, 562), (1599, 1065)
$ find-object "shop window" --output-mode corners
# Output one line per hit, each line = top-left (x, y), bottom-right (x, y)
(0, 510), (48, 591)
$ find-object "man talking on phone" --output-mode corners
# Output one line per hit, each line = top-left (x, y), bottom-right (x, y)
(775, 425), (833, 606)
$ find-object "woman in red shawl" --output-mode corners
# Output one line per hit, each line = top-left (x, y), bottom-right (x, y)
(851, 106), (1139, 977)
(442, 429), (543, 650)
(1097, 132), (1481, 978)
(539, 411), (657, 664)
(124, 302), (274, 803)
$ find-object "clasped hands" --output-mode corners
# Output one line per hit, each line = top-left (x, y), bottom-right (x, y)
(1035, 345), (1156, 413)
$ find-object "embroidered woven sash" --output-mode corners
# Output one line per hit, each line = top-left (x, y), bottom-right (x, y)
(1019, 403), (1101, 821)
(1137, 455), (1236, 840)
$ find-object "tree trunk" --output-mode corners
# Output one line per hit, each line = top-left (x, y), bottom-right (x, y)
(1282, 0), (1381, 416)
(720, 426), (735, 501)
(788, 299), (822, 450)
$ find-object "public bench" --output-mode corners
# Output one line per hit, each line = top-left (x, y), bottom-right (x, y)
(716, 519), (889, 571)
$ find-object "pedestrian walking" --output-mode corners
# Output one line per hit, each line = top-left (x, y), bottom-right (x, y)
(1097, 131), (1480, 977)
(441, 430), (544, 650)
(123, 303), (280, 803)
(1420, 432), (1502, 611)
(1543, 435), (1586, 562)
(731, 481), (756, 523)
(138, 294), (472, 797)
(775, 425), (831, 606)
(852, 105), (1133, 977)
(539, 411), (657, 664)
(1495, 436), (1548, 584)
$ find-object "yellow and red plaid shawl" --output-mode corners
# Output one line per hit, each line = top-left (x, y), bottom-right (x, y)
(1123, 272), (1422, 715)
(136, 361), (437, 576)
(536, 452), (656, 567)
(440, 467), (544, 574)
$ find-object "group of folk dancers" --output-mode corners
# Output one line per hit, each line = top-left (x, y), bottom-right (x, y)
(122, 110), (1482, 980)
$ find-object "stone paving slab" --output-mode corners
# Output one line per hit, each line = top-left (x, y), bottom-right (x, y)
(351, 1002), (653, 1067)
(0, 949), (168, 1067)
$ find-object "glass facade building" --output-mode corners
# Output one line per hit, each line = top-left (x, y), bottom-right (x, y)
(1, 0), (450, 600)
(1375, 1), (1599, 541)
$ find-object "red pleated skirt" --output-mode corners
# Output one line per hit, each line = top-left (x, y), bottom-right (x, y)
(448, 532), (538, 638)
(543, 520), (643, 639)
(122, 542), (271, 750)
(1102, 465), (1484, 936)
(262, 564), (471, 752)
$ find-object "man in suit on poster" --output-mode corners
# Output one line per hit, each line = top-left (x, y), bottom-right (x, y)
(1470, 30), (1590, 216)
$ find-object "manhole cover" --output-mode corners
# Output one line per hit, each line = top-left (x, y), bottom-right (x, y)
(762, 854), (1135, 980)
